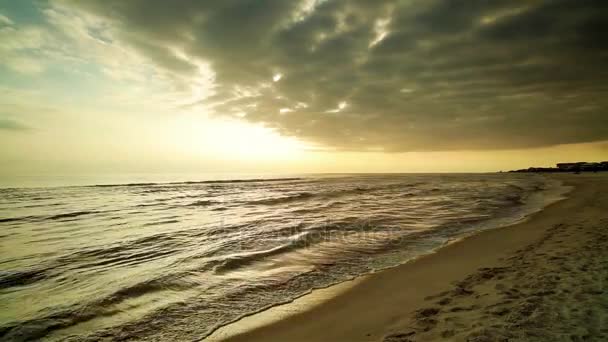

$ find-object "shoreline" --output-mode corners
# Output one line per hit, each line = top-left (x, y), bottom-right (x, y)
(206, 176), (566, 341)
(208, 174), (608, 341)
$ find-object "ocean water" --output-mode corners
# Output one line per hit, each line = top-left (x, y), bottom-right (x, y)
(0, 174), (568, 341)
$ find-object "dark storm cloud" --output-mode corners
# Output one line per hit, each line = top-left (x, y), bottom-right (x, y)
(67, 0), (608, 151)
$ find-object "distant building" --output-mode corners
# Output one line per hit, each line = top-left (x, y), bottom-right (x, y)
(556, 161), (608, 172)
(556, 162), (586, 171)
(509, 161), (608, 173)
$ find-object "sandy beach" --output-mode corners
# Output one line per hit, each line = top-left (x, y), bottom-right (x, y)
(213, 174), (608, 341)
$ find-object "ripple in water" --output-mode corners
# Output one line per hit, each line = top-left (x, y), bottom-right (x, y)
(0, 174), (569, 341)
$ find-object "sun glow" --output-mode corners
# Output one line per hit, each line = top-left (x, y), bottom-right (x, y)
(171, 114), (309, 161)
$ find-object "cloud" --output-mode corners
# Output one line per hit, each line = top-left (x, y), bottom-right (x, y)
(60, 0), (608, 151)
(0, 14), (48, 74)
(0, 118), (30, 131)
(0, 13), (13, 26)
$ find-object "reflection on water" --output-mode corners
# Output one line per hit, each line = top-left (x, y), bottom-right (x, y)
(0, 174), (567, 341)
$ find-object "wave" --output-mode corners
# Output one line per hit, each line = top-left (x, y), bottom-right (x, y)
(0, 211), (98, 223)
(97, 277), (192, 307)
(185, 200), (218, 207)
(213, 231), (319, 273)
(84, 249), (177, 269)
(502, 193), (525, 205)
(0, 269), (47, 289)
(0, 274), (195, 341)
(243, 185), (398, 206)
(506, 183), (526, 191)
(21, 202), (64, 209)
(0, 309), (88, 341)
(48, 210), (100, 220)
(134, 202), (165, 208)
(143, 219), (180, 226)
(91, 177), (303, 188)
(181, 177), (302, 185)
(93, 182), (158, 188)
(246, 192), (315, 205)
(56, 232), (181, 266)
(211, 220), (388, 274)
(0, 216), (34, 223)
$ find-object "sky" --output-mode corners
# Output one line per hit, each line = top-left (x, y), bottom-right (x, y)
(1, 0), (607, 181)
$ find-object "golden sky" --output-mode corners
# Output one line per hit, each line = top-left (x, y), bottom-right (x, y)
(1, 0), (607, 181)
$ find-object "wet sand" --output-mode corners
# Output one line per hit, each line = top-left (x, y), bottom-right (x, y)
(211, 174), (608, 341)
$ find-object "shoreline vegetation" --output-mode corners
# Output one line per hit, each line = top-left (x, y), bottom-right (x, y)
(507, 161), (608, 173)
(211, 174), (608, 341)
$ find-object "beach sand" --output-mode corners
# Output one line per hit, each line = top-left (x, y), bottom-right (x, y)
(211, 174), (608, 341)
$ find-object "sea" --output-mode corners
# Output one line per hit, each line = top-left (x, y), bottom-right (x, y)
(0, 174), (569, 341)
